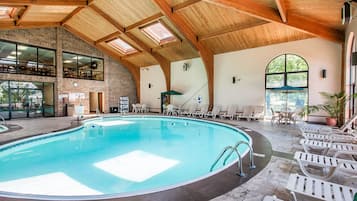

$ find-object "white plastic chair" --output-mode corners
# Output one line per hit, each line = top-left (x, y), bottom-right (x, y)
(286, 173), (357, 201)
(205, 105), (221, 119)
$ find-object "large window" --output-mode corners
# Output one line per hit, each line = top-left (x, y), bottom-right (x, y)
(63, 52), (104, 81)
(0, 80), (54, 119)
(0, 40), (56, 77)
(265, 54), (308, 115)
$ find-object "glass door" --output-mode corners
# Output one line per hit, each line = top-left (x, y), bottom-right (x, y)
(0, 81), (9, 119)
(28, 89), (43, 117)
(10, 87), (28, 118)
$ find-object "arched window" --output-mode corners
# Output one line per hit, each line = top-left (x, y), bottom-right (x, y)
(265, 54), (308, 115)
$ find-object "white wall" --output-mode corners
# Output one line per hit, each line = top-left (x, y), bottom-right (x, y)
(140, 38), (342, 122)
(140, 65), (166, 112)
(215, 38), (342, 121)
(170, 58), (209, 108)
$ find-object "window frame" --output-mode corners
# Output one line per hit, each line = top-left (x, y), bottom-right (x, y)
(62, 51), (104, 81)
(139, 20), (180, 46)
(107, 37), (139, 56)
(0, 39), (56, 77)
(265, 54), (309, 90)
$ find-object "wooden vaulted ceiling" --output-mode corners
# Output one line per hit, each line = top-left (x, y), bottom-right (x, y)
(0, 0), (347, 103)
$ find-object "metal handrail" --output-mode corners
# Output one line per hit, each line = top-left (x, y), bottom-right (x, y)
(223, 141), (256, 169)
(210, 145), (245, 176)
(0, 114), (6, 125)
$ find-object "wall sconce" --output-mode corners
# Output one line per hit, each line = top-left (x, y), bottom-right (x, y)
(73, 82), (78, 87)
(232, 76), (240, 84)
(321, 69), (327, 79)
(148, 83), (152, 88)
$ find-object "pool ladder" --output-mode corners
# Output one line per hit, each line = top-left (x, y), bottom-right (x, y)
(210, 141), (256, 177)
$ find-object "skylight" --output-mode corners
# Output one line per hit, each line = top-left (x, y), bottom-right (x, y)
(141, 21), (178, 45)
(107, 38), (138, 55)
(0, 7), (16, 19)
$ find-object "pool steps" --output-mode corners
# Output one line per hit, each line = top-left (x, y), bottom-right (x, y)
(210, 141), (256, 177)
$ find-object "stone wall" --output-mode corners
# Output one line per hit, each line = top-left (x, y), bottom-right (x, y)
(0, 27), (137, 116)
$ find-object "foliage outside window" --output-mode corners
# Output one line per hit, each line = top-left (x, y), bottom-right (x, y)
(0, 40), (56, 77)
(265, 54), (308, 115)
(63, 52), (104, 81)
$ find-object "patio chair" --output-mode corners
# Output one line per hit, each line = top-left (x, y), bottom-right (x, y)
(302, 132), (357, 143)
(220, 105), (236, 120)
(237, 105), (254, 121)
(141, 104), (148, 113)
(193, 104), (209, 118)
(300, 139), (357, 156)
(205, 105), (221, 119)
(166, 104), (177, 116)
(181, 104), (196, 116)
(286, 173), (357, 201)
(294, 151), (357, 180)
(132, 104), (138, 113)
(300, 113), (357, 135)
(252, 105), (264, 120)
(270, 108), (282, 125)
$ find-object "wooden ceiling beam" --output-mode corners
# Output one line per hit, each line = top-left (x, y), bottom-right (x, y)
(0, 0), (88, 6)
(275, 0), (287, 23)
(172, 0), (201, 12)
(63, 24), (141, 101)
(0, 21), (60, 30)
(89, 3), (172, 91)
(152, 40), (182, 51)
(60, 6), (85, 25)
(203, 0), (344, 43)
(15, 5), (30, 26)
(125, 12), (163, 32)
(198, 20), (269, 41)
(89, 4), (125, 33)
(95, 31), (121, 44)
(153, 0), (214, 108)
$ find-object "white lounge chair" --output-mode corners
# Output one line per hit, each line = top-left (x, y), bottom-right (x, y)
(252, 105), (264, 121)
(193, 104), (209, 118)
(220, 105), (236, 120)
(237, 105), (254, 121)
(302, 132), (357, 143)
(294, 151), (357, 180)
(300, 113), (357, 134)
(286, 173), (357, 201)
(181, 104), (196, 117)
(300, 139), (357, 156)
(262, 195), (284, 201)
(205, 105), (221, 119)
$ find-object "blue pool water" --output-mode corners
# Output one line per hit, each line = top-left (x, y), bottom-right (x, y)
(0, 116), (251, 199)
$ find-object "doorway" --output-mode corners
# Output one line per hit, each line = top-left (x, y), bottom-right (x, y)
(89, 92), (103, 113)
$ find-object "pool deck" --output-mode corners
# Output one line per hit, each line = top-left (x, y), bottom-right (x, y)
(0, 114), (355, 201)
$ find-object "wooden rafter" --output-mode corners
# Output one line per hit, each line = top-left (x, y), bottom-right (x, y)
(15, 5), (30, 26)
(0, 21), (60, 30)
(63, 24), (141, 100)
(125, 12), (163, 32)
(152, 40), (182, 51)
(0, 0), (88, 6)
(172, 0), (201, 12)
(89, 3), (171, 91)
(275, 0), (287, 23)
(95, 31), (121, 44)
(60, 6), (85, 25)
(89, 4), (124, 33)
(203, 0), (344, 43)
(153, 0), (214, 108)
(198, 21), (269, 41)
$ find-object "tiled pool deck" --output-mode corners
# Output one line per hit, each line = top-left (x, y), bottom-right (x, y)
(0, 114), (355, 201)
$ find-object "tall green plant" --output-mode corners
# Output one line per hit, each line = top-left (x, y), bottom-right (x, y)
(299, 91), (357, 126)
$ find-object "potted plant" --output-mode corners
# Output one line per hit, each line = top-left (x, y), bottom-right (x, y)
(299, 91), (357, 127)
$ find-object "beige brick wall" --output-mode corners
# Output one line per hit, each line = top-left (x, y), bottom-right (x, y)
(0, 27), (137, 116)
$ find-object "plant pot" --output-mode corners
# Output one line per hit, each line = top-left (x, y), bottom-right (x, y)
(326, 117), (337, 126)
